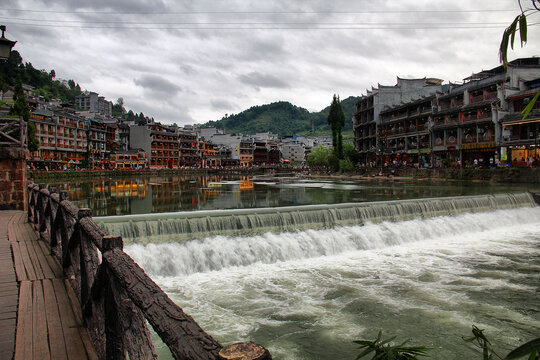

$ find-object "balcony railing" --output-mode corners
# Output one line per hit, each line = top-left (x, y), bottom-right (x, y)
(469, 94), (483, 103)
(484, 91), (497, 100)
(0, 117), (27, 147)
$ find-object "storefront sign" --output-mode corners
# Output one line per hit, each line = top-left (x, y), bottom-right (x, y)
(501, 147), (507, 161)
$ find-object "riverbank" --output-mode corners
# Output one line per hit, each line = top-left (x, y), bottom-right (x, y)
(306, 166), (540, 184)
(28, 166), (540, 184)
(28, 167), (290, 182)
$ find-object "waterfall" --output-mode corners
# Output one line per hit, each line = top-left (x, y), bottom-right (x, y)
(95, 192), (537, 244)
(125, 206), (540, 277)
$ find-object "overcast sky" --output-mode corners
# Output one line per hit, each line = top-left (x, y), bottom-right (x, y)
(2, 0), (539, 126)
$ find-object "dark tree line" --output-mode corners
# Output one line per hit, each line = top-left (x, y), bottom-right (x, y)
(0, 50), (82, 103)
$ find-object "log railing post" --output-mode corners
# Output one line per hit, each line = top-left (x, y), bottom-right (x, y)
(34, 184), (44, 230)
(48, 190), (60, 254)
(27, 181), (34, 222)
(102, 235), (127, 359)
(25, 182), (272, 360)
(79, 208), (96, 306)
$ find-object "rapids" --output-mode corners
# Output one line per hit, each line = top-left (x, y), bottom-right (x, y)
(120, 200), (540, 359)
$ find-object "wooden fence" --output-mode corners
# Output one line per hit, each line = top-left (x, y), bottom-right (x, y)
(0, 117), (26, 147)
(27, 181), (271, 360)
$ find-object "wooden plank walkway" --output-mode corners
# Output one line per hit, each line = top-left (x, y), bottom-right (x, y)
(0, 211), (19, 360)
(0, 210), (98, 360)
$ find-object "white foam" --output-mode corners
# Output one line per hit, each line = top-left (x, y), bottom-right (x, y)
(125, 207), (540, 277)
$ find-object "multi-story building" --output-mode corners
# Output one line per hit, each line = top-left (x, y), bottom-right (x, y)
(239, 137), (254, 167)
(130, 123), (180, 168)
(178, 128), (199, 167)
(253, 139), (269, 165)
(117, 122), (130, 151)
(199, 140), (221, 168)
(30, 107), (88, 169)
(497, 59), (540, 166)
(353, 78), (442, 164)
(208, 134), (242, 162)
(429, 58), (540, 167)
(88, 120), (107, 168)
(379, 96), (434, 166)
(104, 122), (120, 152)
(251, 133), (280, 165)
(280, 137), (307, 163)
(362, 57), (540, 168)
(75, 91), (112, 119)
(430, 72), (500, 167)
(107, 149), (147, 170)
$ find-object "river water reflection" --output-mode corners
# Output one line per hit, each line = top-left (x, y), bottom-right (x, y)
(48, 174), (539, 217)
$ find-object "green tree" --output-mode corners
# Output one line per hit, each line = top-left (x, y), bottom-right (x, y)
(112, 97), (126, 117)
(339, 158), (354, 172)
(343, 142), (361, 165)
(9, 78), (38, 152)
(306, 145), (332, 167)
(327, 94), (346, 159)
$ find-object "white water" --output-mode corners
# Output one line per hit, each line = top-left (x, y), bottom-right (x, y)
(99, 193), (536, 243)
(126, 206), (540, 359)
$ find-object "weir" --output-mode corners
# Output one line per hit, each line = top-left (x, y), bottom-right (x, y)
(96, 192), (538, 243)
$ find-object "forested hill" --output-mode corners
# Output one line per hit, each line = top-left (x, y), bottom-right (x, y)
(202, 96), (361, 137)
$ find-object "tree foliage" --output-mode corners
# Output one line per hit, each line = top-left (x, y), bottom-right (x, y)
(200, 97), (360, 137)
(499, 0), (539, 119)
(0, 50), (83, 103)
(8, 78), (38, 152)
(327, 94), (346, 159)
(306, 145), (332, 167)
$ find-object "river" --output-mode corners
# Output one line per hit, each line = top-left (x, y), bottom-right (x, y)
(54, 175), (540, 359)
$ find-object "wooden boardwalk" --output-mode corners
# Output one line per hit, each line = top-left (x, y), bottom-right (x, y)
(0, 210), (97, 360)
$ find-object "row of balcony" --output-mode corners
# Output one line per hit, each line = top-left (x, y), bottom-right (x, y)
(382, 124), (427, 135)
(381, 107), (431, 122)
(152, 144), (179, 150)
(385, 142), (430, 150)
(438, 90), (497, 110)
(433, 113), (491, 126)
(433, 134), (495, 146)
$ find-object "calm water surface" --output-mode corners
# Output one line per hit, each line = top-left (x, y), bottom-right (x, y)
(48, 174), (540, 216)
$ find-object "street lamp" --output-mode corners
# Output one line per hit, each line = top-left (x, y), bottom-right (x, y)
(0, 25), (16, 60)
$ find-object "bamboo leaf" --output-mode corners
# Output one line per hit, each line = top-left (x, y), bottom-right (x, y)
(499, 28), (510, 65)
(521, 91), (540, 120)
(519, 14), (527, 46)
(505, 338), (540, 359)
(509, 17), (518, 50)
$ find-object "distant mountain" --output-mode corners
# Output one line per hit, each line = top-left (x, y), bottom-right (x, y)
(201, 96), (361, 137)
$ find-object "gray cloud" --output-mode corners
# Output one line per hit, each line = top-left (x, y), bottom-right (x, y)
(210, 99), (236, 111)
(133, 74), (183, 95)
(238, 72), (289, 90)
(4, 0), (535, 126)
(34, 0), (168, 12)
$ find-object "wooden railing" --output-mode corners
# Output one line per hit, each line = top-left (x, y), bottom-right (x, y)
(0, 117), (26, 147)
(27, 181), (270, 360)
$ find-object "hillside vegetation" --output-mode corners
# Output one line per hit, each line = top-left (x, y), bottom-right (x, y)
(202, 96), (361, 137)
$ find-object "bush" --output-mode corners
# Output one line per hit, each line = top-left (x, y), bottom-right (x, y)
(339, 158), (354, 172)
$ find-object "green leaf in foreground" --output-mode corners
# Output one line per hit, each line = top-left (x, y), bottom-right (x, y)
(504, 338), (540, 360)
(354, 331), (430, 360)
(521, 91), (540, 120)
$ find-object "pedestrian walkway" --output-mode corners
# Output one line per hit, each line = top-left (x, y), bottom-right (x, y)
(0, 210), (97, 360)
